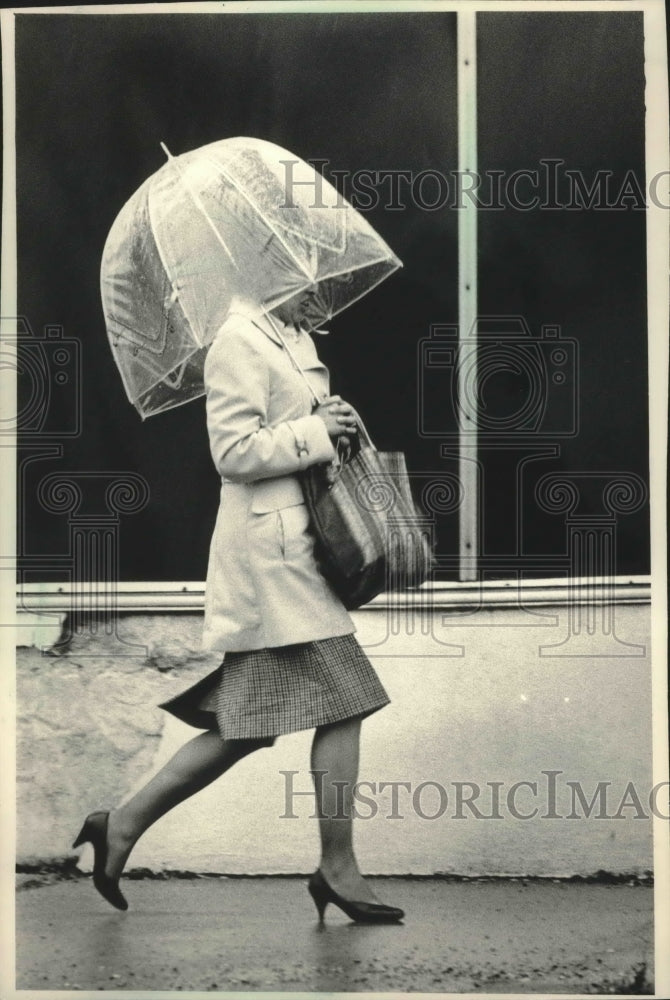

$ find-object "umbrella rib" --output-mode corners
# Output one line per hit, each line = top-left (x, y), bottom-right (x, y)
(134, 348), (203, 412)
(324, 257), (403, 320)
(201, 153), (314, 282)
(160, 142), (238, 269)
(164, 359), (188, 388)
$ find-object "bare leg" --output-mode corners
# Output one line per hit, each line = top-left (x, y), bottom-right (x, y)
(310, 717), (381, 904)
(104, 731), (270, 880)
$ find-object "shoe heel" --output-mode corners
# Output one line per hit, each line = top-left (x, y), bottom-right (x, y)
(308, 881), (328, 922)
(72, 821), (91, 850)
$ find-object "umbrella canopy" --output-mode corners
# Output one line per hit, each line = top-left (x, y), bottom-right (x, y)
(101, 137), (402, 418)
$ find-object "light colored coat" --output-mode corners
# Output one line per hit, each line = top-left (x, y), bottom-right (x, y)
(201, 310), (355, 652)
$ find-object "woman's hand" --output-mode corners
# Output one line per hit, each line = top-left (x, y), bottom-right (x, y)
(313, 395), (359, 441)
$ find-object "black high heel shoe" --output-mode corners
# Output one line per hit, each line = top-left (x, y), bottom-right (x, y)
(307, 869), (404, 924)
(72, 811), (128, 912)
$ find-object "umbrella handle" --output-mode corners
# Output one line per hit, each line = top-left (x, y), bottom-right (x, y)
(264, 314), (376, 451)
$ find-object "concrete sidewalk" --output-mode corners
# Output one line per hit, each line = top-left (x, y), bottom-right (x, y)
(16, 876), (654, 994)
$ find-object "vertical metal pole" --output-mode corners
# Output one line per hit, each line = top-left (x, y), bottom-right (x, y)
(644, 2), (670, 984)
(457, 9), (479, 581)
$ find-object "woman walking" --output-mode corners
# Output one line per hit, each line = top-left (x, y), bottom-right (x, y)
(74, 287), (404, 923)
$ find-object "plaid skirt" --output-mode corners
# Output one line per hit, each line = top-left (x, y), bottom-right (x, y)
(158, 634), (390, 742)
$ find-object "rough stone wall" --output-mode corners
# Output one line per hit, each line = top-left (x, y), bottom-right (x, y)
(17, 614), (219, 866)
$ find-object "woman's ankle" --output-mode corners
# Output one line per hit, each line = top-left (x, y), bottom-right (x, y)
(319, 857), (360, 882)
(107, 807), (139, 847)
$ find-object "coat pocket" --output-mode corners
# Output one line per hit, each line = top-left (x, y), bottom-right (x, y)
(276, 502), (312, 562)
(249, 500), (312, 565)
(249, 477), (313, 563)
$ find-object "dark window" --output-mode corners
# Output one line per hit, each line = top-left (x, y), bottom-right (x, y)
(15, 11), (648, 583)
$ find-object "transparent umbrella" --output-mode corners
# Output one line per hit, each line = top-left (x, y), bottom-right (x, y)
(100, 136), (402, 418)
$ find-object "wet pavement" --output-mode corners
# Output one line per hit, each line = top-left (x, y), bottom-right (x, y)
(16, 876), (654, 994)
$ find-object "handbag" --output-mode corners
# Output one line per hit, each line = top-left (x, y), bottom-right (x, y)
(300, 423), (434, 609)
(265, 315), (433, 609)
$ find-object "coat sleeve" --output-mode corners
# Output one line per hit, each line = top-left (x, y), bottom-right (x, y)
(204, 323), (335, 483)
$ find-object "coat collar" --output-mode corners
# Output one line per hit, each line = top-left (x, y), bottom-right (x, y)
(251, 312), (287, 347)
(250, 312), (329, 350)
(227, 301), (328, 352)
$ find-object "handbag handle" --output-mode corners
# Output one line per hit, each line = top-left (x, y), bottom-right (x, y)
(264, 312), (377, 452)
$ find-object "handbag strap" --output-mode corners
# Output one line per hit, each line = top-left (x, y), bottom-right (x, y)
(263, 312), (377, 451)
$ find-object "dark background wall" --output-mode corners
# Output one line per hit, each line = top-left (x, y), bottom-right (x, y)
(15, 11), (648, 581)
(476, 12), (648, 578)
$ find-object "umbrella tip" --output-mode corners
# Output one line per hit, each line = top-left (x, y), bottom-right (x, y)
(159, 141), (173, 160)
